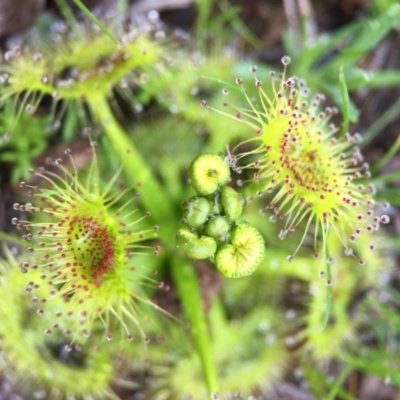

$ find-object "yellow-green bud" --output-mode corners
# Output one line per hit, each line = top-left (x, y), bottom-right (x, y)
(183, 197), (211, 229)
(207, 191), (221, 215)
(205, 216), (231, 242)
(189, 154), (231, 195)
(176, 228), (217, 260)
(215, 222), (265, 278)
(220, 186), (244, 221)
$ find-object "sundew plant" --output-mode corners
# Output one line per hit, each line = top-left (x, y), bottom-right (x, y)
(13, 142), (163, 346)
(0, 0), (400, 399)
(203, 58), (390, 282)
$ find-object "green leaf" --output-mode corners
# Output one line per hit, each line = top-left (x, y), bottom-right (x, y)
(338, 63), (350, 136)
(72, 0), (119, 44)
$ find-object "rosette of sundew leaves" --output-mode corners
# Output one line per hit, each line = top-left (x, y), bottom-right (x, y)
(202, 56), (392, 329)
(176, 153), (265, 278)
(0, 246), (116, 400)
(0, 13), (246, 395)
(202, 57), (391, 266)
(0, 15), (165, 117)
(0, 13), (175, 221)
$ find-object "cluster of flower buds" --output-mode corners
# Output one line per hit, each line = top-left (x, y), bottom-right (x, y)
(177, 153), (265, 278)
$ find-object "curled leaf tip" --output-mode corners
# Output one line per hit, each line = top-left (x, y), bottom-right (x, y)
(215, 222), (265, 278)
(176, 228), (217, 260)
(189, 153), (231, 195)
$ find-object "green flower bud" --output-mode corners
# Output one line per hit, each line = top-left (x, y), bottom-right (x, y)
(205, 216), (231, 242)
(183, 197), (211, 229)
(215, 222), (265, 278)
(220, 186), (244, 221)
(208, 190), (222, 215)
(176, 228), (217, 260)
(189, 154), (231, 195)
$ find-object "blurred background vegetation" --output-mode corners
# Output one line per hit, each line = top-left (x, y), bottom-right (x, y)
(0, 0), (400, 399)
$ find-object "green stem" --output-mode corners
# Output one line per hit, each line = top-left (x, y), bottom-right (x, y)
(171, 259), (219, 396)
(219, 0), (263, 49)
(371, 135), (400, 174)
(209, 296), (228, 331)
(72, 0), (119, 44)
(87, 95), (175, 223)
(371, 169), (400, 184)
(117, 0), (129, 14)
(0, 231), (27, 247)
(363, 96), (400, 145)
(321, 233), (333, 331)
(54, 0), (78, 27)
(327, 364), (352, 400)
(195, 0), (213, 51)
(339, 63), (350, 138)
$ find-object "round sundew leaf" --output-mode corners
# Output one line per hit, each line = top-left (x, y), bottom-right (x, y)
(220, 186), (244, 221)
(176, 228), (217, 260)
(205, 216), (231, 242)
(189, 154), (231, 195)
(1, 24), (164, 102)
(215, 222), (265, 278)
(183, 197), (211, 229)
